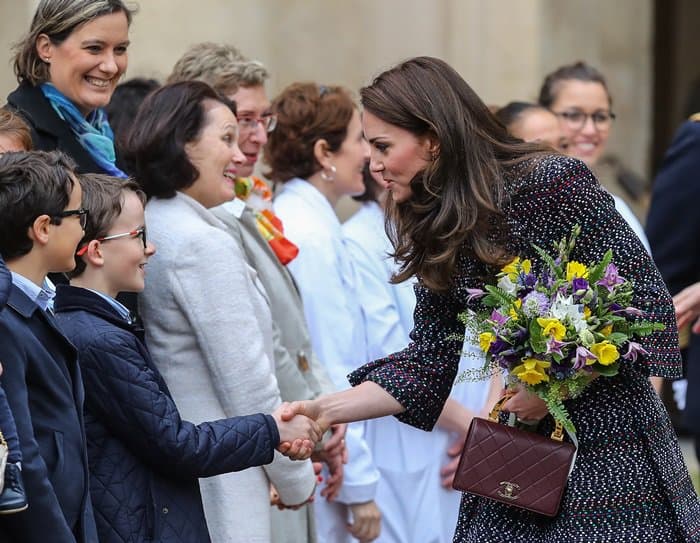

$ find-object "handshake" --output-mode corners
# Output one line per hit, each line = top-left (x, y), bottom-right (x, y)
(271, 399), (328, 460)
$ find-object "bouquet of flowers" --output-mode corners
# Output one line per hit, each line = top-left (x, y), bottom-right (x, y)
(461, 225), (664, 434)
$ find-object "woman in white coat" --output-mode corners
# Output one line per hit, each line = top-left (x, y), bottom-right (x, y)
(126, 81), (316, 543)
(342, 168), (487, 542)
(267, 83), (381, 543)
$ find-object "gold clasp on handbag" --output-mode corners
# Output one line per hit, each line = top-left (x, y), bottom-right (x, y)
(488, 395), (565, 442)
(497, 481), (520, 500)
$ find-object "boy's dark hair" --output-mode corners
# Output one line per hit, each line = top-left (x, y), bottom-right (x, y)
(70, 173), (146, 278)
(0, 150), (76, 260)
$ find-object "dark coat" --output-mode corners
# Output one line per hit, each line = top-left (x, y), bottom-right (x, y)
(0, 255), (9, 309)
(0, 285), (97, 543)
(646, 118), (700, 432)
(5, 82), (105, 174)
(5, 82), (140, 316)
(54, 285), (280, 543)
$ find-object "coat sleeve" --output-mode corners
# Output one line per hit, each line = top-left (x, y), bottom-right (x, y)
(169, 230), (314, 505)
(348, 280), (465, 431)
(81, 332), (278, 478)
(646, 121), (700, 295)
(0, 323), (77, 543)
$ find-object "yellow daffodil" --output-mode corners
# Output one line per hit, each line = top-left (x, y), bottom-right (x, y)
(500, 258), (517, 281)
(590, 341), (620, 366)
(566, 261), (589, 282)
(512, 358), (551, 385)
(501, 257), (531, 281)
(509, 298), (522, 321)
(479, 332), (495, 352)
(537, 317), (566, 341)
(583, 306), (591, 319)
(599, 324), (613, 337)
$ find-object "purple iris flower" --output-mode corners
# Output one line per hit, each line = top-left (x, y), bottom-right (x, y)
(546, 337), (568, 357)
(523, 273), (537, 288)
(623, 307), (644, 317)
(489, 337), (509, 354)
(490, 310), (508, 327)
(466, 288), (486, 304)
(572, 277), (589, 294)
(573, 346), (597, 370)
(597, 263), (625, 293)
(621, 341), (648, 362)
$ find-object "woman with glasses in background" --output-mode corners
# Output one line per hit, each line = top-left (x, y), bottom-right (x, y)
(539, 61), (649, 223)
(496, 99), (650, 255)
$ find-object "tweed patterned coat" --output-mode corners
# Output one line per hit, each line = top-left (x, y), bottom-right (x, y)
(350, 155), (700, 542)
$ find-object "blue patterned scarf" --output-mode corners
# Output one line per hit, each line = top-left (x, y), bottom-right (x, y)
(40, 83), (126, 177)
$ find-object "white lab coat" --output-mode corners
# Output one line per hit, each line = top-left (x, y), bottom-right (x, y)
(274, 179), (379, 543)
(342, 202), (489, 542)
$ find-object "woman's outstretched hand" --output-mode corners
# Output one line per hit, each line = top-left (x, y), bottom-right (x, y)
(272, 402), (323, 460)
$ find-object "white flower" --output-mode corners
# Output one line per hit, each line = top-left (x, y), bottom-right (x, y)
(549, 294), (588, 332)
(497, 275), (517, 296)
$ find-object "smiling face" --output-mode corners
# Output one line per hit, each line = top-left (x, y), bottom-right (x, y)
(37, 11), (130, 116)
(362, 110), (433, 203)
(549, 80), (611, 166)
(228, 84), (271, 177)
(183, 100), (246, 208)
(100, 190), (155, 296)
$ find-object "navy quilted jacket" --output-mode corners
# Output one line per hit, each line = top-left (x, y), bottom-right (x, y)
(0, 255), (10, 309)
(54, 285), (279, 543)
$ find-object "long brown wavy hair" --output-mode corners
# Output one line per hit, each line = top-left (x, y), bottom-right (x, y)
(360, 56), (549, 292)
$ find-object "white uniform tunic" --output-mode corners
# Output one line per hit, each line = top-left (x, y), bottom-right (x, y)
(274, 179), (380, 542)
(343, 201), (489, 542)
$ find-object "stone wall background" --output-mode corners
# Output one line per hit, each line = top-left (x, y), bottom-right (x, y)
(0, 0), (653, 178)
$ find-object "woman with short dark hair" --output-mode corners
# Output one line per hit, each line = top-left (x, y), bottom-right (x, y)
(126, 81), (317, 543)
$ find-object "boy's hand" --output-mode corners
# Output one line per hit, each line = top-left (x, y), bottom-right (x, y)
(272, 402), (322, 460)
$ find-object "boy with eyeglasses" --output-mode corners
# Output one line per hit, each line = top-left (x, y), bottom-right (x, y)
(54, 173), (321, 542)
(0, 150), (98, 543)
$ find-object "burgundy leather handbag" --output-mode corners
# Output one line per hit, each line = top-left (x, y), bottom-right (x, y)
(452, 397), (576, 517)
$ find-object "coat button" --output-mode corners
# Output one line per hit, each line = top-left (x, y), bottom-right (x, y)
(162, 507), (169, 514)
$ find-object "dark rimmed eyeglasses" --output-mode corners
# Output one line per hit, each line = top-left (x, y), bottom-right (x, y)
(552, 109), (616, 132)
(237, 113), (277, 134)
(76, 226), (147, 257)
(52, 208), (88, 230)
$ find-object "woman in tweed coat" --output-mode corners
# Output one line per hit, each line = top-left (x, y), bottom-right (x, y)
(281, 57), (700, 542)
